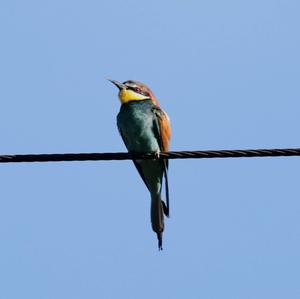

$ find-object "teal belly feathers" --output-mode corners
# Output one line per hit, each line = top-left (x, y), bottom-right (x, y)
(117, 100), (160, 153)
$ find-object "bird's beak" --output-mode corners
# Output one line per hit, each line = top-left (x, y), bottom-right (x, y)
(107, 79), (127, 90)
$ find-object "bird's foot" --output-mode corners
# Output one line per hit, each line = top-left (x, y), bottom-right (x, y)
(154, 150), (161, 159)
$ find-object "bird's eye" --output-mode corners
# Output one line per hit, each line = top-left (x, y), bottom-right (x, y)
(135, 87), (142, 93)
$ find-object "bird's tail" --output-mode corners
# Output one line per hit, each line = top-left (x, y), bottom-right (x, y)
(151, 193), (165, 250)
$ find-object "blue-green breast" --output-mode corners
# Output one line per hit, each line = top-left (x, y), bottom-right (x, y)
(117, 100), (160, 153)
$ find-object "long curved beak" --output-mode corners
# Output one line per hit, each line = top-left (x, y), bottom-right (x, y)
(107, 79), (127, 90)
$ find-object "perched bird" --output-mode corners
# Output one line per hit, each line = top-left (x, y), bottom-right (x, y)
(109, 79), (171, 250)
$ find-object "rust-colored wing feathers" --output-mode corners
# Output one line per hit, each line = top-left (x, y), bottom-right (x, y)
(158, 111), (171, 151)
(151, 106), (171, 152)
(151, 106), (171, 217)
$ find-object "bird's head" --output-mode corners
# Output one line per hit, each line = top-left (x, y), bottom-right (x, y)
(108, 79), (159, 106)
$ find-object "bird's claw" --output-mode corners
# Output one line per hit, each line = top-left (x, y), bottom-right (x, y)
(154, 150), (161, 159)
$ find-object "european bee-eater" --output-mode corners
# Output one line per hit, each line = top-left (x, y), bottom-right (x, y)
(109, 79), (171, 250)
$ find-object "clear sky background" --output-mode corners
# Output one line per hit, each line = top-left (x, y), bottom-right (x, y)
(0, 0), (300, 298)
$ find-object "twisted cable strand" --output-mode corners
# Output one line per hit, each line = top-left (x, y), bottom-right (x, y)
(0, 148), (300, 163)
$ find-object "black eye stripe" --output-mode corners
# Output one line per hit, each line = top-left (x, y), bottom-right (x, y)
(125, 85), (150, 97)
(125, 85), (134, 90)
(128, 86), (144, 94)
(127, 86), (137, 91)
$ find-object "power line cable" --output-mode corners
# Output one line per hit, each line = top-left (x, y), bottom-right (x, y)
(0, 147), (300, 163)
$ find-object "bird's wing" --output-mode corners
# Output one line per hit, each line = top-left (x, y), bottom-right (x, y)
(151, 107), (171, 152)
(117, 126), (152, 192)
(152, 106), (171, 216)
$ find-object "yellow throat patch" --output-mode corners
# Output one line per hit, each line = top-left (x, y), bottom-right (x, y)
(118, 89), (149, 104)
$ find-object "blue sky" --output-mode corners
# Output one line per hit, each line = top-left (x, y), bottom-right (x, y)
(1, 0), (300, 298)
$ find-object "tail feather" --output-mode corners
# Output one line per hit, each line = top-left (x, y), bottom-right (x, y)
(161, 200), (169, 218)
(157, 232), (163, 251)
(162, 158), (170, 217)
(151, 194), (164, 250)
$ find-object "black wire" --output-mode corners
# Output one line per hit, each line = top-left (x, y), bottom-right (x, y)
(0, 148), (300, 163)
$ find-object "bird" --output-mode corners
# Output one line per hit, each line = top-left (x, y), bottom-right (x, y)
(108, 79), (171, 250)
